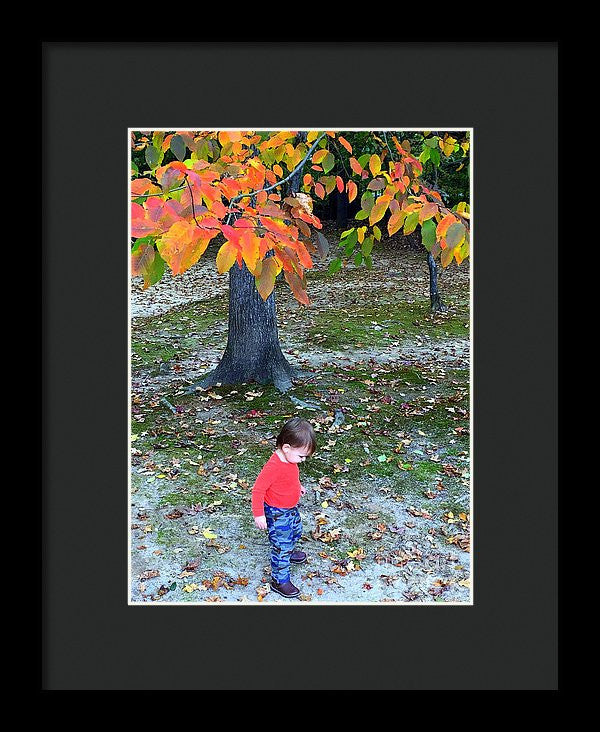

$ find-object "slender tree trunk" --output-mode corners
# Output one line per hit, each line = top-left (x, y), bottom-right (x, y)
(428, 252), (447, 312)
(198, 258), (299, 392)
(336, 189), (348, 228)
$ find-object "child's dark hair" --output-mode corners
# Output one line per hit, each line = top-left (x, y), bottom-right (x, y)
(276, 417), (317, 455)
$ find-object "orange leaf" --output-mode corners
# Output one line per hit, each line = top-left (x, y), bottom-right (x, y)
(338, 136), (352, 154)
(315, 183), (325, 199)
(131, 178), (160, 196)
(436, 213), (457, 239)
(131, 203), (164, 238)
(157, 220), (216, 275)
(273, 164), (283, 178)
(387, 210), (405, 236)
(255, 256), (281, 300)
(369, 195), (392, 226)
(347, 180), (357, 203)
(312, 149), (328, 165)
(419, 203), (438, 222)
(218, 130), (243, 146)
(284, 270), (310, 306)
(292, 240), (313, 270)
(349, 158), (363, 176)
(239, 229), (261, 274)
(336, 176), (344, 193)
(303, 173), (313, 187)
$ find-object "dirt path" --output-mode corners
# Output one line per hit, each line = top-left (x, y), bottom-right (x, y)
(130, 228), (471, 604)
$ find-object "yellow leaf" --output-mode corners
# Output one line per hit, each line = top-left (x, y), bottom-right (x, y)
(369, 154), (381, 176)
(321, 501), (328, 508)
(458, 578), (471, 588)
(216, 241), (239, 274)
(131, 434), (139, 441)
(203, 528), (217, 539)
(183, 583), (199, 592)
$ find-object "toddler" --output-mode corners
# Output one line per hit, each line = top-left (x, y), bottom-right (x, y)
(252, 417), (316, 598)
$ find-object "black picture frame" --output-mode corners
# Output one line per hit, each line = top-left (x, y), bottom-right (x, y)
(42, 41), (558, 690)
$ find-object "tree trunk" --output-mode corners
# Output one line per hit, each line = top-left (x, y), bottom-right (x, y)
(336, 189), (348, 228)
(196, 259), (300, 392)
(428, 252), (447, 312)
(190, 132), (309, 394)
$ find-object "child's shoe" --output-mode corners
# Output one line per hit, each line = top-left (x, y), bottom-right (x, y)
(270, 580), (300, 598)
(290, 550), (307, 564)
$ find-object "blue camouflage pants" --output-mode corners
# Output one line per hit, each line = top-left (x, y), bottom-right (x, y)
(264, 503), (302, 583)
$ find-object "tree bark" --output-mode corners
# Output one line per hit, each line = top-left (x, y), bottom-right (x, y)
(428, 252), (447, 312)
(197, 258), (300, 392)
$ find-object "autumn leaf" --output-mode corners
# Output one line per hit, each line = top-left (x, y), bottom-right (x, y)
(369, 154), (381, 176)
(349, 157), (363, 176)
(255, 256), (280, 301)
(369, 195), (391, 226)
(284, 270), (310, 306)
(338, 136), (352, 153)
(436, 213), (457, 239)
(445, 222), (466, 249)
(387, 210), (405, 237)
(347, 180), (358, 203)
(157, 220), (217, 275)
(202, 528), (217, 539)
(216, 240), (239, 274)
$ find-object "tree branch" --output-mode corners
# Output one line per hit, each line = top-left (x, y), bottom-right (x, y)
(226, 132), (328, 222)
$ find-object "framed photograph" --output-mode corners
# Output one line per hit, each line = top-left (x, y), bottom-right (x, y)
(43, 42), (558, 690)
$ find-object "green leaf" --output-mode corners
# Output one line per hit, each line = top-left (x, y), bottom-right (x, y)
(355, 209), (369, 220)
(377, 454), (387, 462)
(152, 131), (165, 150)
(340, 228), (355, 240)
(322, 151), (335, 174)
(344, 230), (358, 257)
(429, 146), (440, 166)
(419, 146), (431, 164)
(421, 219), (436, 251)
(170, 134), (186, 161)
(131, 162), (139, 175)
(147, 249), (166, 286)
(360, 191), (375, 213)
(403, 211), (420, 235)
(145, 145), (160, 169)
(372, 225), (382, 241)
(364, 254), (372, 269)
(424, 136), (439, 148)
(328, 258), (342, 274)
(358, 153), (370, 169)
(131, 235), (155, 253)
(361, 236), (374, 256)
(170, 582), (177, 591)
(446, 222), (466, 249)
(354, 252), (363, 267)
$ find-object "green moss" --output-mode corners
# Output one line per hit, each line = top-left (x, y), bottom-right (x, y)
(131, 342), (177, 366)
(306, 300), (468, 349)
(412, 461), (442, 480)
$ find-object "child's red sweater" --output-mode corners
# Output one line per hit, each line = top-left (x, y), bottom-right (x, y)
(251, 452), (302, 517)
